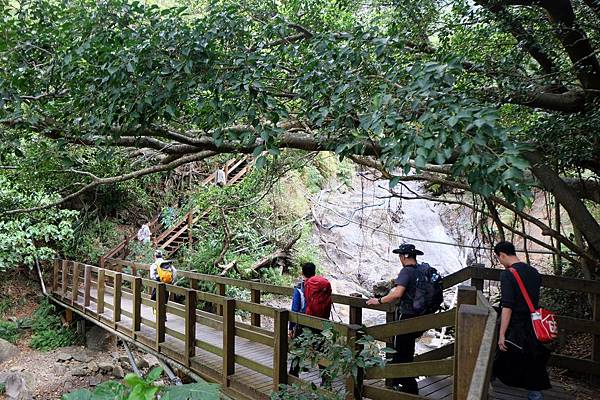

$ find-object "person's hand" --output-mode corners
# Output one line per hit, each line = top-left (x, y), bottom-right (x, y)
(498, 335), (507, 352)
(288, 330), (294, 339)
(366, 298), (380, 305)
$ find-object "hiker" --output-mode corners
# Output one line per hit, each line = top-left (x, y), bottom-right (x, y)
(366, 243), (443, 395)
(137, 223), (151, 243)
(492, 241), (551, 400)
(150, 250), (177, 315)
(215, 168), (226, 187)
(288, 262), (333, 379)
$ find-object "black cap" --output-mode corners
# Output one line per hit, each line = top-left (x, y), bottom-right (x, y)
(392, 243), (424, 256)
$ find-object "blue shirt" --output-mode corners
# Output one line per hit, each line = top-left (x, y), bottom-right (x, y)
(289, 281), (306, 331)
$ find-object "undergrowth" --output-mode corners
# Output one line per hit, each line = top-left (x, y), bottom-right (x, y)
(30, 298), (78, 351)
(0, 320), (20, 343)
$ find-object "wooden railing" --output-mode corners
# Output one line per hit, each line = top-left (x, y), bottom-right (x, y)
(51, 259), (600, 400)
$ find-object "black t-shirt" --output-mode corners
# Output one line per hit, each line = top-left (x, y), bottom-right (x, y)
(395, 264), (418, 315)
(500, 262), (541, 315)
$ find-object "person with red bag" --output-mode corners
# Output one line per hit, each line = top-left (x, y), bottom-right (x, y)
(493, 241), (551, 400)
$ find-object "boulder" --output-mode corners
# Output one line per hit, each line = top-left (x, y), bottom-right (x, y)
(87, 361), (99, 373)
(85, 326), (117, 352)
(0, 339), (19, 364)
(5, 373), (32, 400)
(136, 357), (149, 370)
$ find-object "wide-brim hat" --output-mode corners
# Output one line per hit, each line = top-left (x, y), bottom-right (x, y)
(392, 243), (424, 256)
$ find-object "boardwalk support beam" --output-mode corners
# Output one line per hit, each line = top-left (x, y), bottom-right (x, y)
(273, 308), (289, 392)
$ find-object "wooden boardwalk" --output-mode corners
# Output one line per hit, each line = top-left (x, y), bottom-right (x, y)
(51, 260), (600, 400)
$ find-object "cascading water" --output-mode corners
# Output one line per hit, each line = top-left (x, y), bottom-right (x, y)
(310, 171), (473, 338)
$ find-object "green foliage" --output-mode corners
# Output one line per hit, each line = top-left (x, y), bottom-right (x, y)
(273, 324), (391, 399)
(0, 177), (78, 271)
(29, 298), (78, 351)
(0, 320), (20, 343)
(62, 368), (220, 400)
(0, 383), (5, 394)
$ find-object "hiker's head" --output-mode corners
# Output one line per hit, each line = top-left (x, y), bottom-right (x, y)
(301, 262), (316, 279)
(154, 249), (164, 259)
(494, 241), (519, 267)
(392, 243), (423, 265)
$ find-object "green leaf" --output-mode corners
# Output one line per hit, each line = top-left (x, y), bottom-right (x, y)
(145, 367), (163, 384)
(161, 382), (220, 400)
(124, 373), (145, 388)
(255, 155), (266, 169)
(165, 105), (176, 117)
(61, 389), (92, 400)
(389, 176), (401, 188)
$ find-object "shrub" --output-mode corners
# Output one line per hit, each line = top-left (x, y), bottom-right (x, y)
(0, 320), (20, 343)
(30, 298), (78, 351)
(62, 367), (220, 400)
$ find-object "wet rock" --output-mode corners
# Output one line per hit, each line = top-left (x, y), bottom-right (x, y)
(112, 365), (124, 379)
(0, 339), (19, 364)
(5, 373), (32, 400)
(372, 279), (394, 298)
(86, 326), (117, 352)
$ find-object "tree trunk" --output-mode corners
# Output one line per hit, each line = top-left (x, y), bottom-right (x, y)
(523, 150), (600, 259)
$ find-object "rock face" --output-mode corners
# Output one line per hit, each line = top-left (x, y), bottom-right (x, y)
(4, 373), (33, 400)
(0, 338), (19, 364)
(86, 326), (117, 352)
(112, 365), (124, 378)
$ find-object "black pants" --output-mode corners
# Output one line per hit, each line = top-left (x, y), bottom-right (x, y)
(150, 287), (169, 305)
(390, 314), (422, 394)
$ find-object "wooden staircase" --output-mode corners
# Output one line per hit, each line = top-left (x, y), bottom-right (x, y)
(100, 155), (254, 267)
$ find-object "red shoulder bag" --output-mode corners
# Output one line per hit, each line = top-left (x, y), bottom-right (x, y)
(509, 267), (558, 343)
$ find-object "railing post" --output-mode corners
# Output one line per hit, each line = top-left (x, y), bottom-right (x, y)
(349, 293), (363, 326)
(184, 288), (197, 366)
(83, 265), (91, 308)
(217, 283), (226, 316)
(251, 288), (261, 327)
(222, 298), (235, 386)
(384, 306), (396, 387)
(457, 285), (478, 307)
(53, 259), (60, 293)
(470, 263), (485, 291)
(99, 256), (105, 269)
(155, 283), (166, 350)
(346, 325), (364, 400)
(190, 278), (198, 291)
(592, 293), (600, 384)
(273, 308), (289, 392)
(113, 272), (122, 327)
(453, 304), (489, 400)
(71, 262), (80, 305)
(132, 277), (142, 336)
(97, 269), (105, 314)
(61, 260), (69, 297)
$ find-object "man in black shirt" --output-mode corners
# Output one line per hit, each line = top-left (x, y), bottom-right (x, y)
(366, 243), (426, 395)
(493, 241), (550, 400)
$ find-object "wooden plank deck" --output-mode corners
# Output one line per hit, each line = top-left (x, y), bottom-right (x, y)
(54, 287), (573, 400)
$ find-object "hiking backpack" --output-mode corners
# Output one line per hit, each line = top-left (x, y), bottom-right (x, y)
(157, 261), (174, 284)
(411, 263), (444, 315)
(304, 276), (333, 319)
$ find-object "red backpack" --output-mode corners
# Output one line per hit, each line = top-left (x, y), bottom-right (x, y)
(304, 276), (333, 319)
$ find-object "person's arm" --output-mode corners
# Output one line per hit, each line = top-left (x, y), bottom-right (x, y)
(498, 271), (515, 351)
(366, 285), (406, 305)
(498, 307), (512, 352)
